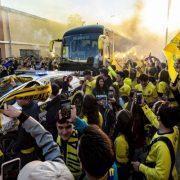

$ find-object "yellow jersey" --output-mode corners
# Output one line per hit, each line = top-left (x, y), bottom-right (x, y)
(135, 82), (158, 104)
(124, 77), (132, 87)
(114, 134), (129, 165)
(84, 79), (96, 95)
(140, 104), (179, 180)
(139, 127), (179, 180)
(156, 81), (178, 106)
(113, 82), (131, 97)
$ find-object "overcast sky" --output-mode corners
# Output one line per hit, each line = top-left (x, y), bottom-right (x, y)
(1, 0), (180, 34)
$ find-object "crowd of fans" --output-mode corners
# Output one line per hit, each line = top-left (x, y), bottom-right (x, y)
(0, 55), (180, 180)
(0, 56), (60, 78)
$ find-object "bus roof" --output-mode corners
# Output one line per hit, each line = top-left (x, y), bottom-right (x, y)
(63, 25), (104, 37)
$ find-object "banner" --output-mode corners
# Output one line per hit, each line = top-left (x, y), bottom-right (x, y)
(163, 32), (180, 82)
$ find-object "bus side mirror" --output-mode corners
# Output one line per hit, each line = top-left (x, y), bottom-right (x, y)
(49, 39), (62, 52)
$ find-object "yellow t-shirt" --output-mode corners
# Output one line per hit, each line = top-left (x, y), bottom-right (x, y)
(114, 135), (129, 164)
(108, 66), (117, 79)
(84, 79), (96, 95)
(124, 77), (132, 87)
(156, 81), (168, 94)
(113, 82), (131, 97)
(131, 80), (138, 89)
(139, 127), (179, 180)
(119, 83), (131, 97)
(157, 81), (177, 105)
(135, 82), (158, 104)
(83, 112), (103, 128)
(140, 104), (179, 180)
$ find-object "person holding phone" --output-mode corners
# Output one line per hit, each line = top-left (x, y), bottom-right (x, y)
(56, 104), (88, 179)
(132, 102), (179, 180)
(92, 76), (109, 114)
(0, 105), (73, 180)
(135, 73), (158, 106)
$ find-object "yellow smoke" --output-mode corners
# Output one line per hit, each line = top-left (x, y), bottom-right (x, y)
(108, 0), (165, 61)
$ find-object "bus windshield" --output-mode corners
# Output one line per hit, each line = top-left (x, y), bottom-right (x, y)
(62, 33), (100, 61)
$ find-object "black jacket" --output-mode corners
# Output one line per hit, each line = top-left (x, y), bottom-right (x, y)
(13, 101), (40, 166)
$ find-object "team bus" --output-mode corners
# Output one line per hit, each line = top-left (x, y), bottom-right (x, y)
(50, 25), (133, 71)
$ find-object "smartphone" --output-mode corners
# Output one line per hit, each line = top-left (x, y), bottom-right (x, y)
(60, 100), (71, 119)
(136, 91), (142, 104)
(108, 90), (114, 99)
(119, 97), (125, 108)
(1, 158), (21, 180)
(96, 95), (108, 106)
(96, 95), (107, 101)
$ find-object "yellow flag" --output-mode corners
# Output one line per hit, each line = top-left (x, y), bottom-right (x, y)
(163, 32), (180, 82)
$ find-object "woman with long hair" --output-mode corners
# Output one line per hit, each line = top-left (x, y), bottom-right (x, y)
(92, 76), (108, 97)
(112, 109), (134, 180)
(82, 94), (103, 128)
(92, 76), (109, 117)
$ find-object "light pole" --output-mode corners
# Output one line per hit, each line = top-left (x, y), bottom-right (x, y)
(165, 0), (171, 45)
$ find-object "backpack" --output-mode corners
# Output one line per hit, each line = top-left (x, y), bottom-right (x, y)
(147, 136), (175, 180)
(133, 136), (175, 180)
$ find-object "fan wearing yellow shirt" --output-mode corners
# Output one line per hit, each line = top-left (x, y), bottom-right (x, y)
(135, 74), (158, 106)
(113, 109), (134, 180)
(83, 70), (96, 95)
(113, 71), (131, 97)
(82, 95), (103, 128)
(130, 68), (138, 89)
(132, 102), (179, 180)
(157, 70), (177, 106)
(123, 69), (132, 87)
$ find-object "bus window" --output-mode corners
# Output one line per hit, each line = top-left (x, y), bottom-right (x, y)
(62, 33), (100, 61)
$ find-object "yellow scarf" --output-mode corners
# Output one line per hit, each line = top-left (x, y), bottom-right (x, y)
(57, 130), (81, 178)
